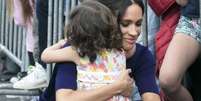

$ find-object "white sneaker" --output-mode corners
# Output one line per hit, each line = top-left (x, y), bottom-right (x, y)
(10, 76), (19, 83)
(27, 65), (36, 74)
(13, 63), (48, 89)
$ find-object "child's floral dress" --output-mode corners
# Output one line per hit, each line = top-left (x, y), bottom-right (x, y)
(77, 49), (131, 101)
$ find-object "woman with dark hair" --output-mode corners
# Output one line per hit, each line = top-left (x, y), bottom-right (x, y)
(42, 1), (132, 101)
(40, 0), (160, 101)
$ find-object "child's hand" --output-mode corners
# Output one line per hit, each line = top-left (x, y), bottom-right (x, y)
(74, 57), (82, 66)
(58, 39), (67, 48)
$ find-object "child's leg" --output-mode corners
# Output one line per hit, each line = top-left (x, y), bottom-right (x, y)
(159, 34), (200, 101)
(159, 16), (201, 101)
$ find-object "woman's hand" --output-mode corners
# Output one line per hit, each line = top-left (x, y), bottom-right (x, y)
(114, 69), (134, 96)
(121, 80), (134, 97)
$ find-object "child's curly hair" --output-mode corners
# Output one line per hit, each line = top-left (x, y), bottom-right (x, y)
(65, 1), (123, 62)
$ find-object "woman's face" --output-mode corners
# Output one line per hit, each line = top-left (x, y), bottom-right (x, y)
(120, 4), (143, 51)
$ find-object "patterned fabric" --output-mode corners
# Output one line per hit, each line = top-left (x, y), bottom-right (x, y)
(77, 49), (131, 101)
(175, 16), (201, 43)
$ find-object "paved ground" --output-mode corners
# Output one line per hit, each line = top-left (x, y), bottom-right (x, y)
(0, 95), (38, 101)
(0, 95), (21, 101)
(0, 82), (40, 101)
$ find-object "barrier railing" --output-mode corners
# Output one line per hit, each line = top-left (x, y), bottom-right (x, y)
(0, 0), (27, 70)
(0, 0), (80, 96)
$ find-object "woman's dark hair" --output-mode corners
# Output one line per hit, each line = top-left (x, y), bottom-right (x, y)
(65, 1), (122, 62)
(95, 0), (144, 24)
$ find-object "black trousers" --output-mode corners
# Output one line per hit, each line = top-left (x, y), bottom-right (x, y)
(36, 0), (48, 68)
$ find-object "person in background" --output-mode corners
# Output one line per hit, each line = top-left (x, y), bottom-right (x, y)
(6, 0), (47, 89)
(159, 0), (201, 101)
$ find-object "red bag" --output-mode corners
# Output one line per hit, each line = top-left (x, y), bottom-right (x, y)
(155, 3), (180, 77)
(148, 0), (176, 16)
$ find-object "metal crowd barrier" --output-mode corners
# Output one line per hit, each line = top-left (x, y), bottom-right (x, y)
(0, 0), (26, 69)
(0, 0), (79, 96)
(46, 0), (79, 81)
(0, 0), (37, 96)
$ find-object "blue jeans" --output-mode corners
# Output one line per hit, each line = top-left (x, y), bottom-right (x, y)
(137, 4), (160, 60)
(132, 85), (142, 101)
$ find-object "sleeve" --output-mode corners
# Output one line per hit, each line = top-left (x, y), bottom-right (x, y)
(39, 62), (77, 101)
(134, 49), (159, 95)
(55, 62), (77, 91)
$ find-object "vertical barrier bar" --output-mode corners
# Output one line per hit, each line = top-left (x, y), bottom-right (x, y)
(9, 20), (14, 51)
(17, 27), (23, 59)
(78, 0), (81, 5)
(142, 0), (148, 46)
(0, 0), (2, 38)
(71, 0), (76, 10)
(5, 6), (9, 47)
(65, 0), (71, 29)
(7, 20), (10, 49)
(53, 0), (59, 44)
(1, 0), (6, 45)
(58, 0), (64, 40)
(0, 0), (3, 44)
(47, 0), (54, 82)
(17, 26), (20, 58)
(64, 0), (78, 36)
(13, 24), (18, 55)
(48, 0), (53, 47)
(21, 29), (26, 71)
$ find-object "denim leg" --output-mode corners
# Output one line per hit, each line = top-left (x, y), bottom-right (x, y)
(147, 5), (160, 60)
(132, 84), (142, 101)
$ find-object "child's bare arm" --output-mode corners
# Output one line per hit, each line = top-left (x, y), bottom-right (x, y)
(41, 39), (80, 64)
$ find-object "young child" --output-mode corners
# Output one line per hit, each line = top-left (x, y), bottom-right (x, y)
(7, 0), (47, 89)
(42, 1), (132, 101)
(11, 0), (36, 67)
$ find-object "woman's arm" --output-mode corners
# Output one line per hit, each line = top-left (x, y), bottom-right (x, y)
(142, 93), (160, 101)
(41, 39), (80, 64)
(176, 0), (188, 6)
(56, 83), (122, 101)
(132, 47), (160, 101)
(56, 69), (134, 101)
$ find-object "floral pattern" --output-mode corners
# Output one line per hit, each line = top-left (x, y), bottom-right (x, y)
(77, 49), (130, 101)
(175, 16), (201, 43)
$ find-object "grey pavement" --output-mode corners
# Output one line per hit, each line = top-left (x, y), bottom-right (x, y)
(0, 95), (39, 101)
